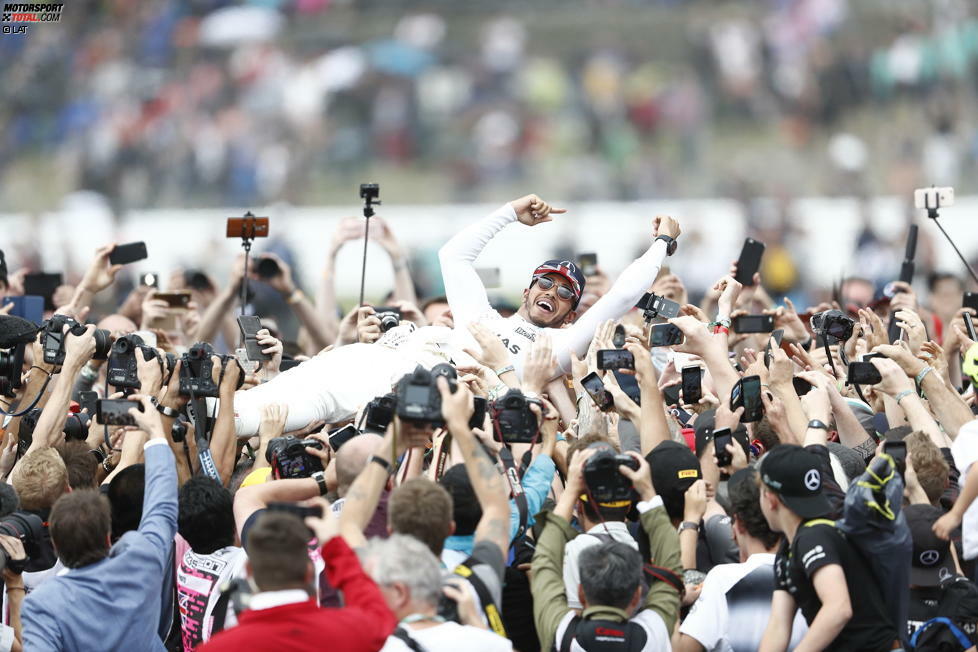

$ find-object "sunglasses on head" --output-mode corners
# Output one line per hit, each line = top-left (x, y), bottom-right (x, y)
(536, 276), (575, 301)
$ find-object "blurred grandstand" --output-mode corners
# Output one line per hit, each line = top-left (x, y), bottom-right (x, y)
(1, 0), (977, 213)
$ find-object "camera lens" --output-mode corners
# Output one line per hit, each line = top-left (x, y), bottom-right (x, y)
(379, 313), (399, 332)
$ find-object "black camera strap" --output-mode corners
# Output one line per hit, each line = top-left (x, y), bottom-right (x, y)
(434, 430), (453, 481)
(451, 557), (507, 637)
(498, 446), (529, 541)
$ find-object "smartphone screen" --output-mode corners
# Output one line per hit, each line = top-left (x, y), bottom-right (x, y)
(681, 366), (702, 405)
(883, 440), (907, 477)
(96, 398), (141, 427)
(24, 273), (63, 311)
(469, 396), (488, 430)
(731, 314), (774, 333)
(237, 315), (271, 361)
(78, 390), (98, 416)
(731, 375), (763, 422)
(792, 377), (813, 397)
(328, 424), (360, 452)
(964, 292), (978, 312)
(650, 324), (684, 348)
(714, 429), (733, 467)
(581, 372), (613, 411)
(662, 383), (681, 406)
(734, 238), (765, 287)
(154, 292), (191, 309)
(6, 295), (44, 325)
(108, 242), (148, 266)
(597, 349), (635, 370)
(578, 253), (598, 277)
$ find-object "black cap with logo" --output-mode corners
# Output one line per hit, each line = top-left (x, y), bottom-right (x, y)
(757, 444), (832, 519)
(905, 503), (956, 587)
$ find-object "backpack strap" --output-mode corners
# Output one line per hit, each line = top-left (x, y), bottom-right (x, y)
(558, 615), (582, 652)
(909, 616), (973, 650)
(453, 557), (507, 637)
(209, 586), (233, 634)
(393, 626), (429, 652)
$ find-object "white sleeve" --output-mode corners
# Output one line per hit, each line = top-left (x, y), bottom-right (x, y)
(438, 204), (517, 327)
(549, 239), (668, 373)
(678, 570), (727, 650)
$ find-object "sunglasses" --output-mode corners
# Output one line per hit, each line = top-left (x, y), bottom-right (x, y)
(536, 276), (575, 301)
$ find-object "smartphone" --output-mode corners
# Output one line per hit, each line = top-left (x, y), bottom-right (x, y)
(731, 314), (775, 333)
(847, 361), (882, 385)
(108, 242), (147, 266)
(78, 390), (99, 416)
(154, 291), (191, 309)
(713, 427), (733, 467)
(914, 187), (955, 210)
(226, 216), (269, 239)
(882, 440), (907, 477)
(255, 256), (281, 279)
(731, 375), (763, 422)
(792, 377), (813, 397)
(24, 272), (63, 311)
(578, 253), (598, 277)
(681, 366), (702, 405)
(636, 293), (681, 320)
(280, 359), (302, 372)
(139, 272), (159, 289)
(475, 267), (501, 288)
(964, 292), (978, 312)
(597, 349), (635, 371)
(266, 502), (323, 520)
(96, 398), (143, 427)
(581, 372), (614, 411)
(237, 315), (271, 362)
(662, 383), (681, 406)
(669, 405), (693, 427)
(764, 329), (784, 368)
(5, 295), (44, 325)
(470, 396), (488, 430)
(612, 324), (626, 349)
(328, 424), (360, 452)
(734, 238), (765, 286)
(649, 323), (685, 348)
(965, 312), (978, 342)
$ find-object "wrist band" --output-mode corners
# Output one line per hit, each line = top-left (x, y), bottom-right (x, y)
(710, 317), (731, 329)
(494, 365), (515, 377)
(370, 455), (393, 474)
(894, 389), (915, 405)
(287, 289), (304, 305)
(915, 366), (934, 386)
(713, 326), (729, 335)
(154, 400), (180, 419)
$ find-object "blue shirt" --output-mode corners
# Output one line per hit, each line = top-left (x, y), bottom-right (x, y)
(444, 453), (556, 556)
(22, 440), (178, 652)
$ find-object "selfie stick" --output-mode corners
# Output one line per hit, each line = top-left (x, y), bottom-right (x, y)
(358, 185), (381, 307)
(923, 196), (978, 285)
(236, 211), (259, 316)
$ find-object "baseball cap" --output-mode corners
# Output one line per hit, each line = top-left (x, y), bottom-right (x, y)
(905, 503), (956, 587)
(757, 444), (833, 519)
(647, 441), (701, 520)
(692, 409), (749, 460)
(531, 259), (586, 305)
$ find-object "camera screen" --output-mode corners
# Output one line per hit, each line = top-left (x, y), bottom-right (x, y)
(650, 324), (683, 347)
(597, 349), (634, 370)
(404, 385), (430, 406)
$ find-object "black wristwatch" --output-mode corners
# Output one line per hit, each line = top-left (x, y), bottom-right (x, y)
(311, 471), (328, 496)
(655, 234), (678, 256)
(807, 419), (829, 430)
(152, 397), (181, 419)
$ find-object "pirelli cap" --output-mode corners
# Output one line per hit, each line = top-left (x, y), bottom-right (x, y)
(647, 440), (701, 514)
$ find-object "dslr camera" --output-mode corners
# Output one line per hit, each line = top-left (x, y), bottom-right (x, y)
(266, 435), (325, 479)
(41, 315), (111, 366)
(179, 342), (243, 398)
(0, 344), (25, 398)
(491, 389), (542, 444)
(18, 408), (89, 453)
(810, 309), (854, 342)
(363, 393), (397, 434)
(584, 447), (639, 504)
(0, 511), (43, 572)
(107, 333), (160, 391)
(395, 364), (457, 425)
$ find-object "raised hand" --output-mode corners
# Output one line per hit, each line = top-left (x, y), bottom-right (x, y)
(510, 194), (567, 227)
(652, 215), (681, 240)
(80, 244), (124, 294)
(522, 334), (557, 395)
(463, 322), (511, 371)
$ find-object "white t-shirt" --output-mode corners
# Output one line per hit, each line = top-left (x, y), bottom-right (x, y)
(176, 545), (248, 648)
(952, 420), (978, 560)
(679, 553), (808, 652)
(562, 521), (638, 610)
(381, 622), (512, 652)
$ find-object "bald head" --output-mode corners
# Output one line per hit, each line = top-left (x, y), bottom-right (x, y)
(336, 433), (384, 497)
(98, 314), (137, 335)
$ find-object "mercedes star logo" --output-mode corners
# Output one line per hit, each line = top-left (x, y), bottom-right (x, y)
(920, 550), (940, 566)
(803, 469), (820, 492)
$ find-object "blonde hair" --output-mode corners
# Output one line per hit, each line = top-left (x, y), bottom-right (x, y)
(13, 448), (69, 511)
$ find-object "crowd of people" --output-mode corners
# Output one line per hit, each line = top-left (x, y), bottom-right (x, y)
(3, 0), (977, 209)
(0, 192), (977, 652)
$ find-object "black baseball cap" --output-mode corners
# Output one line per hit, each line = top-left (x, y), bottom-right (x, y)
(906, 503), (955, 587)
(757, 444), (832, 519)
(693, 409), (749, 459)
(647, 441), (701, 520)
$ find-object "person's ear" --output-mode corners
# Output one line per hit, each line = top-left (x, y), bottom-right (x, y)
(577, 584), (588, 608)
(522, 288), (530, 303)
(449, 520), (456, 537)
(627, 585), (643, 612)
(562, 310), (578, 326)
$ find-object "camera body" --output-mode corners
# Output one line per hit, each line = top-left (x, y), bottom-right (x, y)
(491, 389), (542, 444)
(0, 511), (43, 572)
(41, 315), (111, 366)
(18, 408), (89, 453)
(584, 448), (639, 504)
(107, 333), (159, 390)
(363, 393), (397, 433)
(635, 292), (680, 321)
(810, 309), (854, 342)
(359, 183), (380, 201)
(374, 307), (402, 333)
(0, 344), (26, 398)
(266, 435), (324, 479)
(395, 364), (456, 425)
(179, 342), (243, 398)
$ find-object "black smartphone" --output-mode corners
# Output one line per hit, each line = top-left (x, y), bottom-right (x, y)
(24, 272), (63, 311)
(635, 293), (681, 320)
(96, 398), (143, 427)
(154, 291), (191, 309)
(256, 256), (281, 279)
(731, 314), (775, 333)
(470, 396), (488, 430)
(108, 242), (148, 266)
(662, 383), (681, 406)
(597, 349), (635, 370)
(649, 323), (685, 348)
(669, 405), (693, 427)
(266, 502), (323, 520)
(792, 377), (813, 397)
(581, 372), (614, 411)
(681, 366), (702, 405)
(734, 238), (765, 286)
(764, 329), (784, 368)
(78, 390), (99, 416)
(965, 312), (978, 343)
(237, 315), (272, 362)
(139, 272), (159, 288)
(713, 427), (733, 467)
(578, 253), (598, 277)
(847, 361), (882, 385)
(964, 292), (978, 312)
(883, 440), (907, 477)
(612, 324), (626, 349)
(730, 375), (763, 422)
(6, 295), (44, 325)
(328, 424), (360, 452)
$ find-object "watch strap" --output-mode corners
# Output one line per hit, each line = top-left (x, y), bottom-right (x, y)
(678, 520), (700, 534)
(155, 401), (181, 418)
(655, 235), (678, 256)
(370, 455), (393, 474)
(312, 471), (328, 496)
(807, 420), (829, 430)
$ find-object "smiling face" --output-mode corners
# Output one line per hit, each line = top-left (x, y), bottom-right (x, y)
(519, 273), (577, 328)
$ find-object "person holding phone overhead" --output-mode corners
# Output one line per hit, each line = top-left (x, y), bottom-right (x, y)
(231, 195), (682, 436)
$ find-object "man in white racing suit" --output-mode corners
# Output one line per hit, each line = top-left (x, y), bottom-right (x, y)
(232, 194), (681, 436)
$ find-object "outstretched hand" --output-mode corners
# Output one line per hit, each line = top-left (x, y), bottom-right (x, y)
(510, 194), (567, 227)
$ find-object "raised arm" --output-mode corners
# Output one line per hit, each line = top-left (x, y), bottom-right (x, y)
(233, 476), (322, 542)
(371, 216), (418, 305)
(338, 426), (403, 549)
(128, 395), (179, 567)
(212, 357), (243, 485)
(252, 253), (334, 352)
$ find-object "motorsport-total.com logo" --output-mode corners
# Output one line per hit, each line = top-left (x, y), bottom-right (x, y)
(1, 2), (63, 34)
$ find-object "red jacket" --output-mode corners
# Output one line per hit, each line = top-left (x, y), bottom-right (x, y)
(198, 537), (395, 652)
